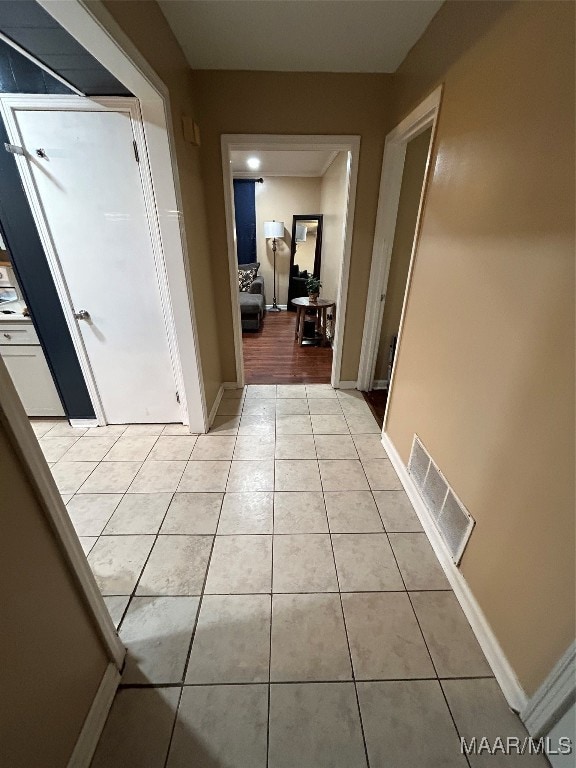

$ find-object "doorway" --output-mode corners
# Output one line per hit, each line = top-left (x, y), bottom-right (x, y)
(1, 95), (184, 425)
(222, 135), (360, 388)
(357, 88), (441, 428)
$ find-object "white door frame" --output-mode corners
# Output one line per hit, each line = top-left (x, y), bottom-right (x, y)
(357, 86), (442, 395)
(33, 0), (208, 433)
(221, 134), (360, 388)
(0, 95), (184, 427)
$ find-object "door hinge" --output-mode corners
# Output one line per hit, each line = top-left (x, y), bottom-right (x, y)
(132, 140), (139, 163)
(380, 293), (385, 302)
(176, 391), (180, 403)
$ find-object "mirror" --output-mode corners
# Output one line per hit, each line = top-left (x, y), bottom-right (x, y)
(288, 214), (323, 311)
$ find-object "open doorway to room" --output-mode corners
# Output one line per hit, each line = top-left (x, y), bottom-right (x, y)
(222, 136), (359, 387)
(358, 88), (441, 427)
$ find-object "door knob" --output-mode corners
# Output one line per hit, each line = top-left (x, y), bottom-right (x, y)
(74, 309), (90, 321)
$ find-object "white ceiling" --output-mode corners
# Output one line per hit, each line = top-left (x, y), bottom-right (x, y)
(158, 1), (444, 73)
(231, 149), (338, 177)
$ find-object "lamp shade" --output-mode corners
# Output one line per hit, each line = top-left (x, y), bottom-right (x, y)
(264, 220), (284, 238)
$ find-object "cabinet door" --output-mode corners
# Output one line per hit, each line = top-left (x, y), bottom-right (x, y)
(1, 345), (64, 417)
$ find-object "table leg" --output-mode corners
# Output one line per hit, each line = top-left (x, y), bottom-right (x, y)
(297, 308), (305, 346)
(294, 308), (299, 341)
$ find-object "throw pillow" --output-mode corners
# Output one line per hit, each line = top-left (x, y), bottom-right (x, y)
(238, 267), (257, 292)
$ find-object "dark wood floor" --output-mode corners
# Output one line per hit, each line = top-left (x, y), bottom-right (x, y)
(243, 311), (332, 384)
(362, 388), (388, 429)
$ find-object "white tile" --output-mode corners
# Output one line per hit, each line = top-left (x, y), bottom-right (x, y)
(123, 424), (166, 437)
(352, 434), (388, 461)
(148, 435), (197, 460)
(233, 434), (276, 460)
(275, 460), (321, 492)
(209, 415), (240, 435)
(273, 492), (328, 533)
(217, 398), (244, 416)
(273, 534), (338, 592)
(66, 493), (122, 536)
(103, 436), (158, 462)
(277, 384), (307, 398)
(88, 535), (155, 595)
(78, 461), (141, 494)
(162, 423), (196, 436)
(242, 399), (276, 416)
(271, 593), (352, 682)
(121, 595), (199, 683)
(39, 436), (80, 463)
(345, 414), (380, 434)
(45, 423), (87, 437)
(226, 460), (274, 492)
(362, 459), (404, 490)
(342, 592), (435, 679)
(166, 685), (268, 768)
(269, 683), (366, 768)
(389, 533), (451, 590)
(311, 415), (350, 434)
(275, 398), (309, 415)
(275, 434), (316, 460)
(31, 419), (62, 438)
(245, 384), (277, 398)
(61, 436), (118, 462)
(372, 490), (423, 532)
(91, 687), (179, 768)
(205, 535), (272, 594)
(238, 414), (275, 436)
(79, 536), (98, 556)
(221, 387), (245, 399)
(332, 533), (404, 591)
(319, 460), (369, 491)
(190, 435), (235, 461)
(358, 681), (467, 768)
(217, 492), (273, 534)
(306, 384), (337, 399)
(103, 595), (130, 628)
(307, 398), (344, 415)
(128, 460), (186, 493)
(103, 493), (172, 535)
(324, 491), (384, 532)
(160, 492), (223, 534)
(51, 461), (98, 495)
(136, 535), (213, 596)
(178, 460), (231, 492)
(314, 434), (358, 460)
(83, 424), (128, 438)
(186, 594), (271, 684)
(276, 414), (312, 435)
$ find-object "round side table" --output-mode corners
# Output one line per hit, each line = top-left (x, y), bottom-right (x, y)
(291, 297), (336, 346)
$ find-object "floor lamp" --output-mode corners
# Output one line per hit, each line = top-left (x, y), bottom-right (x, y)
(264, 220), (284, 312)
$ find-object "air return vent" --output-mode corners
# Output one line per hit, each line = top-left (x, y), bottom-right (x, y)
(408, 436), (475, 564)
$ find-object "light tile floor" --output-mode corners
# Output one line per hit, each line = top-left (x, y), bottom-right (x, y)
(32, 385), (546, 768)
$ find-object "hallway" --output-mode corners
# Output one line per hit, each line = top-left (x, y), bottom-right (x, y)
(34, 385), (544, 767)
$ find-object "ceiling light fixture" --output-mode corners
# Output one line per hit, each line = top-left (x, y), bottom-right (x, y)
(246, 157), (260, 170)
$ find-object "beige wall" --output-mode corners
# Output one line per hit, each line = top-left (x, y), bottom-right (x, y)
(375, 127), (431, 381)
(103, 0), (222, 411)
(319, 152), (349, 309)
(254, 177), (321, 306)
(0, 419), (109, 767)
(386, 0), (575, 695)
(192, 70), (395, 382)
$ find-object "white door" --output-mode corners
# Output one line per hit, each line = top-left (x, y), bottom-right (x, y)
(10, 106), (180, 424)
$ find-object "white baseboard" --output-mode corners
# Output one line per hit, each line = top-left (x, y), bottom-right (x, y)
(336, 380), (358, 390)
(208, 384), (224, 428)
(70, 419), (99, 428)
(381, 432), (527, 714)
(521, 641), (576, 737)
(223, 381), (242, 390)
(266, 304), (288, 310)
(373, 379), (389, 390)
(67, 662), (120, 768)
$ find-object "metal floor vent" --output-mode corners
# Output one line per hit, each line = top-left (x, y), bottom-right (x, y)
(408, 436), (475, 564)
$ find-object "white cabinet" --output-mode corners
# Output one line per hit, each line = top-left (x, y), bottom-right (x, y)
(0, 321), (64, 417)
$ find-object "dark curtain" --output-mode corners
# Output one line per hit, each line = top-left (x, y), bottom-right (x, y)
(233, 179), (257, 264)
